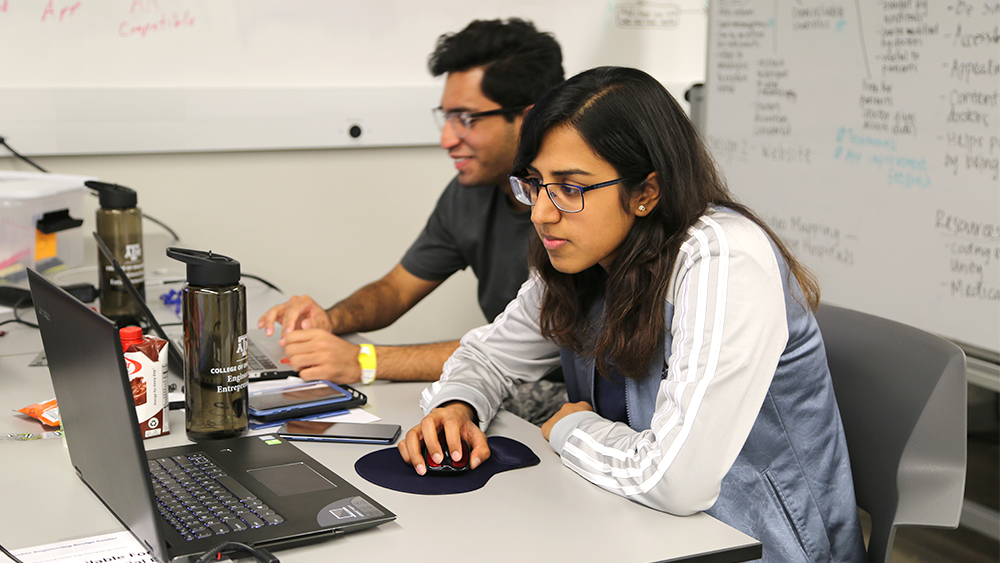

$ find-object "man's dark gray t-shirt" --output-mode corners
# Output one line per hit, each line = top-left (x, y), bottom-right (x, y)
(401, 177), (532, 322)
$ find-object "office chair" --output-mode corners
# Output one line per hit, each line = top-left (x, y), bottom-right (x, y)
(815, 304), (967, 563)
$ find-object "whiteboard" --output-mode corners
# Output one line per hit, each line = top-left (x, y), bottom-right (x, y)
(0, 0), (708, 154)
(704, 0), (999, 354)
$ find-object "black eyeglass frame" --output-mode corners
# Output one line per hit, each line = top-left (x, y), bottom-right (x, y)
(508, 175), (646, 213)
(432, 106), (527, 138)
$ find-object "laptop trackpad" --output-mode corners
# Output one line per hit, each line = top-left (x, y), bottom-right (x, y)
(248, 463), (337, 496)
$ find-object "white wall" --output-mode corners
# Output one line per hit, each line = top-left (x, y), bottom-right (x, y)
(0, 0), (710, 345)
(0, 1), (709, 156)
(0, 146), (486, 344)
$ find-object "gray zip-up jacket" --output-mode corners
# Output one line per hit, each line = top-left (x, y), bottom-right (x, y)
(420, 210), (866, 562)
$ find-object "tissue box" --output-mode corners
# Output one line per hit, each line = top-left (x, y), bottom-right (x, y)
(0, 172), (90, 282)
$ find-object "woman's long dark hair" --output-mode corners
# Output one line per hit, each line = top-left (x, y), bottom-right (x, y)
(514, 67), (819, 379)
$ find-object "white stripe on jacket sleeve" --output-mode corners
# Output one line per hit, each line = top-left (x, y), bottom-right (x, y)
(557, 213), (788, 515)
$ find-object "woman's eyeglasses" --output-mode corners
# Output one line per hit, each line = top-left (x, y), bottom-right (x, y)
(508, 175), (644, 213)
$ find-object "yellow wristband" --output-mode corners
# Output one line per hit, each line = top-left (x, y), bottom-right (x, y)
(358, 344), (377, 384)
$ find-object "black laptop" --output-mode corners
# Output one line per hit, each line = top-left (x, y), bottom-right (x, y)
(28, 269), (394, 563)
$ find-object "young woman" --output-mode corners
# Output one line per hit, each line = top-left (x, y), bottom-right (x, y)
(399, 67), (866, 563)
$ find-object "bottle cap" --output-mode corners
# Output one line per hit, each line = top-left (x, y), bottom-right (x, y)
(85, 180), (138, 209)
(120, 326), (144, 351)
(166, 247), (241, 286)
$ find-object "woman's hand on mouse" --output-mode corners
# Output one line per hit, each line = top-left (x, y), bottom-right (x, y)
(399, 401), (490, 475)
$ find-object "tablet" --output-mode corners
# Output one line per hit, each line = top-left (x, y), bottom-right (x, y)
(248, 380), (365, 421)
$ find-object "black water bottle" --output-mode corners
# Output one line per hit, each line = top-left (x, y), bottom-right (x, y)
(166, 247), (248, 441)
(88, 181), (144, 326)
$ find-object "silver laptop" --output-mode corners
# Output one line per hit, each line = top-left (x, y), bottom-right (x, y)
(164, 324), (292, 381)
(94, 232), (293, 381)
(28, 269), (394, 563)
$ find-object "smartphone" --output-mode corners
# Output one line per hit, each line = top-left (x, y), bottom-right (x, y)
(248, 380), (356, 421)
(278, 420), (402, 444)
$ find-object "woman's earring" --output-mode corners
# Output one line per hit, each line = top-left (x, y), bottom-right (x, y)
(638, 205), (646, 212)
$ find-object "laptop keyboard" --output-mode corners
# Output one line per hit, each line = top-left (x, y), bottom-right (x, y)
(149, 453), (284, 541)
(247, 340), (277, 371)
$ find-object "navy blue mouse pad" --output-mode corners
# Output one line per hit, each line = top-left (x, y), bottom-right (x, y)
(354, 436), (540, 495)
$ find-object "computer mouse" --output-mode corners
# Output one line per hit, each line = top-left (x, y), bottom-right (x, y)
(422, 435), (471, 475)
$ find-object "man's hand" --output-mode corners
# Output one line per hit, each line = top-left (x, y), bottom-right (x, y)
(279, 329), (363, 384)
(541, 401), (594, 441)
(399, 402), (490, 476)
(258, 295), (333, 337)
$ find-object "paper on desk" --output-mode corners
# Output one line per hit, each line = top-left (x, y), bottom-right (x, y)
(11, 531), (159, 563)
(10, 532), (238, 563)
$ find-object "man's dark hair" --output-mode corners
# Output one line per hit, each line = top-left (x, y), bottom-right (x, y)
(428, 18), (564, 115)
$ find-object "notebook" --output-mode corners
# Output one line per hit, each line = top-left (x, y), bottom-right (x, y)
(28, 269), (395, 563)
(93, 232), (293, 382)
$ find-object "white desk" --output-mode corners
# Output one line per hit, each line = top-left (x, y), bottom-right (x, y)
(0, 236), (763, 563)
(0, 374), (761, 563)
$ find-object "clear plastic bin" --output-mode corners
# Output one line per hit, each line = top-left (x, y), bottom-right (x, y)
(0, 171), (91, 282)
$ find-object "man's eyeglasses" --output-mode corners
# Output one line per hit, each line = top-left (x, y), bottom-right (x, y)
(508, 175), (645, 213)
(432, 106), (526, 138)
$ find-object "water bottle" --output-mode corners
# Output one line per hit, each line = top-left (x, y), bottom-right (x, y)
(166, 247), (248, 441)
(87, 180), (144, 326)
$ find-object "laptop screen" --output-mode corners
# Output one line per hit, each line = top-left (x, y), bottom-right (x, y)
(28, 269), (170, 562)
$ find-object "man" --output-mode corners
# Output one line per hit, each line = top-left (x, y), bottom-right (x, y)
(258, 19), (565, 423)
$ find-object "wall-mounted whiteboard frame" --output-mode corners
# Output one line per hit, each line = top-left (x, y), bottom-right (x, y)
(1, 87), (442, 154)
